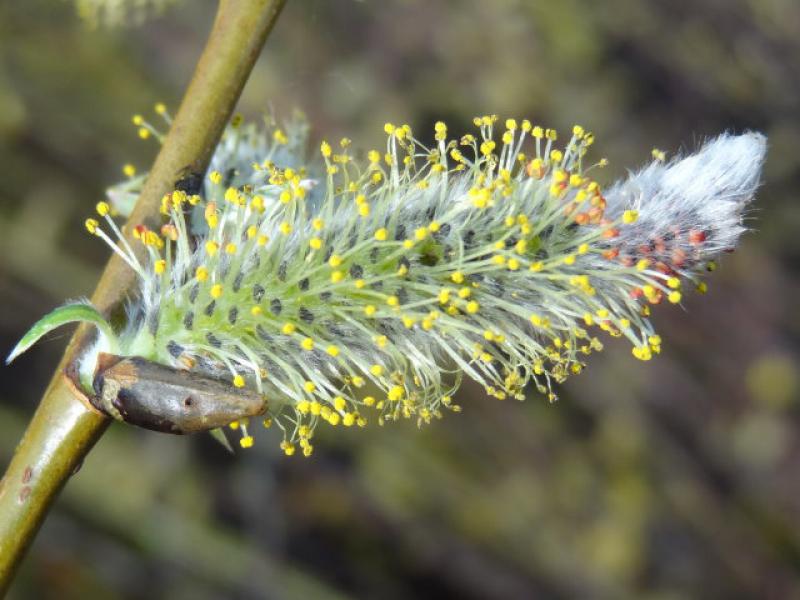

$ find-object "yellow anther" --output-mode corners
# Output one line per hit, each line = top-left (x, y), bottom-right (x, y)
(154, 259), (166, 274)
(328, 254), (343, 268)
(233, 375), (245, 388)
(282, 323), (296, 335)
(301, 337), (315, 351)
(622, 210), (639, 224)
(273, 129), (288, 145)
(210, 284), (223, 299)
(480, 141), (496, 156)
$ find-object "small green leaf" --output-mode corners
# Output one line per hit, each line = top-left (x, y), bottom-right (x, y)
(6, 302), (117, 364)
(209, 428), (234, 453)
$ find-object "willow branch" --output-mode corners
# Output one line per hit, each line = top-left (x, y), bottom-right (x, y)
(0, 0), (287, 593)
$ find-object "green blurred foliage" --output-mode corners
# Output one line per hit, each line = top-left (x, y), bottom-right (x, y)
(2, 0), (800, 598)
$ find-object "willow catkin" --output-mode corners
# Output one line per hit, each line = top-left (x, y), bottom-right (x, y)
(15, 109), (767, 455)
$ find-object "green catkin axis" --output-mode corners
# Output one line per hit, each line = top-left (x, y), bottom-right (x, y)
(72, 110), (766, 455)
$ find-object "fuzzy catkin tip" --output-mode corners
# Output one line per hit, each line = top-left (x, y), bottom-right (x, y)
(87, 109), (766, 455)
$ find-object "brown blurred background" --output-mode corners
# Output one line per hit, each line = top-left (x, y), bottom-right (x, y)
(2, 0), (800, 598)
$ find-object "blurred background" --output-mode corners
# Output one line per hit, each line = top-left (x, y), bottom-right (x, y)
(2, 0), (800, 598)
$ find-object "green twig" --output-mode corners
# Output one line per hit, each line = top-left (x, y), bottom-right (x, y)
(0, 0), (287, 593)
